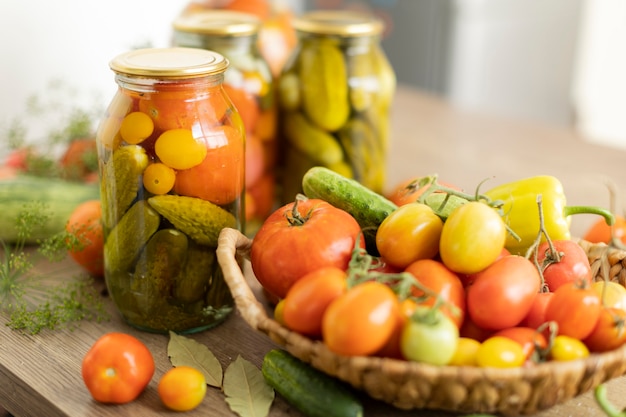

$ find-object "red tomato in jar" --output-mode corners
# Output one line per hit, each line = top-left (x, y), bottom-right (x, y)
(583, 307), (626, 352)
(404, 259), (466, 328)
(544, 281), (601, 340)
(583, 215), (626, 245)
(375, 203), (443, 269)
(322, 281), (400, 356)
(281, 267), (347, 338)
(250, 198), (363, 299)
(493, 326), (548, 362)
(535, 240), (592, 292)
(466, 255), (541, 330)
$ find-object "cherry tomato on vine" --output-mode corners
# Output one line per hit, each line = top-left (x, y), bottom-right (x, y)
(386, 177), (461, 206)
(466, 255), (541, 330)
(400, 306), (459, 365)
(81, 332), (155, 404)
(549, 335), (590, 361)
(375, 202), (443, 269)
(493, 326), (548, 362)
(404, 259), (466, 328)
(584, 215), (626, 245)
(475, 336), (526, 368)
(251, 198), (363, 299)
(439, 202), (507, 274)
(583, 307), (626, 353)
(282, 266), (347, 337)
(536, 240), (592, 292)
(593, 281), (626, 311)
(322, 281), (400, 356)
(544, 281), (601, 340)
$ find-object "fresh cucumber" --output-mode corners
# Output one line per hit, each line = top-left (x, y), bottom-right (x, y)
(262, 349), (364, 417)
(302, 166), (397, 254)
(0, 175), (100, 244)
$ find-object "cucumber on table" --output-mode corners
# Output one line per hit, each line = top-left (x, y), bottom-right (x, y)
(262, 349), (364, 417)
(0, 175), (100, 244)
(302, 166), (397, 254)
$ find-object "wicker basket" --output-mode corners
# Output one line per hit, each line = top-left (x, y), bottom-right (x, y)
(216, 227), (626, 416)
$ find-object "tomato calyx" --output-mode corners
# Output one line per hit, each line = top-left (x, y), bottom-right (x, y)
(284, 194), (313, 226)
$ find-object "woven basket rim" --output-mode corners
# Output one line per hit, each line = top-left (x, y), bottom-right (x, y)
(216, 227), (626, 415)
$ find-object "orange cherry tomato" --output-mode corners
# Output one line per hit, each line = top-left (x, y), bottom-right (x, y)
(282, 266), (347, 338)
(405, 259), (466, 328)
(583, 307), (626, 353)
(81, 332), (155, 404)
(544, 281), (602, 340)
(493, 326), (548, 362)
(583, 215), (626, 245)
(174, 125), (245, 205)
(66, 200), (104, 278)
(386, 177), (460, 207)
(322, 281), (400, 356)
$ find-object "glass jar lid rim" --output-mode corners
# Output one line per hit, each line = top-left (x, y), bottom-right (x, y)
(293, 10), (384, 36)
(109, 47), (229, 78)
(173, 10), (261, 36)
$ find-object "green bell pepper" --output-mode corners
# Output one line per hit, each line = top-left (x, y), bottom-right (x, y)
(484, 175), (615, 255)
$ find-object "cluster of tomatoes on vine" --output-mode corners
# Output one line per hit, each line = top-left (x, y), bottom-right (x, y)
(250, 180), (626, 369)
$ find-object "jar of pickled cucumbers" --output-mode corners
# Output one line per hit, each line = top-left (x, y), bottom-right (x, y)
(96, 47), (245, 334)
(172, 10), (277, 234)
(277, 10), (396, 203)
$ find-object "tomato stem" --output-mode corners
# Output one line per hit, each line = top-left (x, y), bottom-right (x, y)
(285, 194), (311, 226)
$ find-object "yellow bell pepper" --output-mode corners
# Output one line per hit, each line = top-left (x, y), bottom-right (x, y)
(484, 175), (614, 255)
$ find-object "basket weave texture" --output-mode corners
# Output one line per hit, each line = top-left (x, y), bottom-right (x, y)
(216, 227), (626, 416)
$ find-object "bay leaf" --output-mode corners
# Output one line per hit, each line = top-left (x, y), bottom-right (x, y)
(223, 355), (274, 417)
(167, 331), (223, 387)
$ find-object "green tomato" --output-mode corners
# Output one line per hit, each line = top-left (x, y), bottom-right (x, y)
(375, 202), (443, 269)
(400, 306), (459, 365)
(439, 201), (506, 274)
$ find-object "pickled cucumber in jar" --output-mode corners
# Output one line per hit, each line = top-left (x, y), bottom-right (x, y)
(277, 10), (396, 203)
(97, 47), (245, 334)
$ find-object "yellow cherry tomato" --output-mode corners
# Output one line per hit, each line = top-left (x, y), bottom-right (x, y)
(593, 281), (626, 311)
(142, 163), (176, 195)
(155, 128), (207, 170)
(448, 337), (481, 366)
(549, 335), (590, 361)
(476, 336), (525, 368)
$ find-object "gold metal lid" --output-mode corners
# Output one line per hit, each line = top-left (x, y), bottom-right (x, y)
(109, 47), (229, 78)
(172, 10), (261, 37)
(292, 10), (384, 37)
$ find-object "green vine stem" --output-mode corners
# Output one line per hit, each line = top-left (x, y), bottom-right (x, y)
(594, 383), (626, 417)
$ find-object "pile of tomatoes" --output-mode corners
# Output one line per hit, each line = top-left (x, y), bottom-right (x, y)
(250, 190), (626, 369)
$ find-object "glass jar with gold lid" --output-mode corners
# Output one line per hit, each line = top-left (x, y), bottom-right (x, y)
(277, 10), (396, 203)
(173, 10), (278, 234)
(96, 47), (245, 334)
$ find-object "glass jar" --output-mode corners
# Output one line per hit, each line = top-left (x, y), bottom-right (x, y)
(177, 0), (297, 77)
(96, 47), (245, 334)
(277, 10), (396, 203)
(172, 10), (278, 234)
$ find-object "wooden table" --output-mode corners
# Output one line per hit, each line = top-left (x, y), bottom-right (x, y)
(3, 85), (626, 417)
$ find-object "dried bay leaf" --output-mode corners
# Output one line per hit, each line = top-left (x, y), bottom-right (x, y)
(167, 331), (223, 387)
(224, 355), (274, 417)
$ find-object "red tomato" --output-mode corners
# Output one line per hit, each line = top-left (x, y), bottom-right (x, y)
(460, 247), (511, 287)
(520, 291), (554, 331)
(405, 259), (466, 328)
(81, 332), (155, 404)
(493, 326), (548, 362)
(322, 281), (400, 356)
(466, 255), (541, 330)
(584, 215), (626, 245)
(282, 267), (347, 338)
(459, 316), (495, 343)
(375, 203), (443, 269)
(536, 240), (592, 292)
(583, 307), (626, 352)
(250, 198), (363, 299)
(544, 281), (601, 340)
(66, 200), (104, 278)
